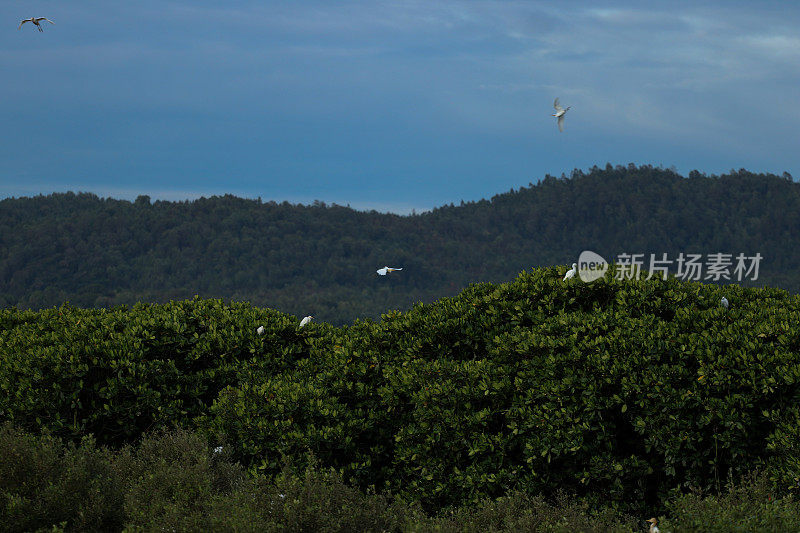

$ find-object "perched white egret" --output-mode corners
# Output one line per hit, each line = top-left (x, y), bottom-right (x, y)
(552, 98), (571, 132)
(563, 263), (577, 281)
(646, 518), (660, 533)
(256, 326), (265, 335)
(720, 296), (729, 309)
(213, 446), (223, 454)
(299, 315), (313, 328)
(19, 17), (54, 32)
(376, 266), (403, 276)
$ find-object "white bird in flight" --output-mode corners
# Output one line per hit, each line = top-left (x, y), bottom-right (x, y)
(377, 266), (403, 276)
(19, 17), (54, 32)
(552, 98), (571, 132)
(720, 296), (729, 309)
(563, 263), (577, 281)
(299, 315), (314, 328)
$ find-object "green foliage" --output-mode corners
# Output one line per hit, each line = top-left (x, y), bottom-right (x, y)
(2, 268), (800, 516)
(426, 491), (639, 533)
(660, 471), (800, 532)
(204, 268), (800, 512)
(0, 298), (315, 446)
(1, 165), (798, 324)
(0, 423), (125, 532)
(120, 428), (248, 531)
(0, 423), (249, 532)
(3, 424), (799, 532)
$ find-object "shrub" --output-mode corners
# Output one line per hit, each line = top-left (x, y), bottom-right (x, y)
(0, 422), (125, 532)
(3, 268), (800, 514)
(0, 299), (315, 446)
(121, 427), (247, 530)
(659, 471), (800, 532)
(2, 424), (800, 532)
(205, 269), (800, 512)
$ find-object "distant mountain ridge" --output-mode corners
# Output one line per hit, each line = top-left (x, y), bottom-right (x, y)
(1, 164), (796, 324)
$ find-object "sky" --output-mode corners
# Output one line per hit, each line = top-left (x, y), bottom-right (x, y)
(1, 1), (799, 213)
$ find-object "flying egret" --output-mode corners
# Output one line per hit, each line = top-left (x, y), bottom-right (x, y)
(256, 326), (265, 335)
(563, 263), (577, 281)
(721, 297), (729, 309)
(377, 266), (403, 276)
(19, 17), (54, 32)
(646, 518), (660, 533)
(299, 315), (314, 328)
(552, 98), (571, 132)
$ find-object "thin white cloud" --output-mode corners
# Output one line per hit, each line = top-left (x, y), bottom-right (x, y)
(740, 34), (800, 61)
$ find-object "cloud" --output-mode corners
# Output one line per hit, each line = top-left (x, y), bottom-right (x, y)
(740, 34), (800, 63)
(0, 0), (798, 206)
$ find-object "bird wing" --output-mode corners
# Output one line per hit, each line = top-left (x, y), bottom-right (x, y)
(553, 98), (563, 112)
(40, 18), (55, 24)
(19, 19), (30, 29)
(558, 115), (565, 132)
(388, 267), (403, 272)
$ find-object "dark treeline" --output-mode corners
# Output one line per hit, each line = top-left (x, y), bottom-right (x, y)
(1, 164), (796, 324)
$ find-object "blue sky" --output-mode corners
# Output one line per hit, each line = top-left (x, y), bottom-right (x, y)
(2, 1), (798, 213)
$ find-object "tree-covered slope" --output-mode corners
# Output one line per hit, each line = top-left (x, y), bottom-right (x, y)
(0, 164), (797, 324)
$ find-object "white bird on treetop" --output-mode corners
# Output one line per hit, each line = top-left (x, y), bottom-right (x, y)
(299, 315), (313, 328)
(256, 326), (265, 335)
(720, 296), (729, 309)
(19, 17), (54, 32)
(377, 266), (403, 276)
(552, 97), (571, 132)
(563, 263), (577, 281)
(213, 446), (223, 454)
(646, 518), (660, 533)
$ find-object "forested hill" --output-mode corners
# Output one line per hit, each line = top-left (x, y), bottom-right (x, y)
(1, 164), (797, 324)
